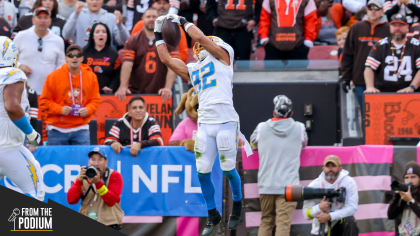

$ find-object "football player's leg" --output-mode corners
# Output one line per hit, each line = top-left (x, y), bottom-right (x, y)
(217, 122), (242, 201)
(0, 146), (45, 201)
(195, 123), (218, 210)
(216, 122), (243, 230)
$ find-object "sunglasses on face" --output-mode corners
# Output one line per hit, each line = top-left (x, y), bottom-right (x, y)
(66, 53), (83, 58)
(38, 38), (42, 52)
(367, 5), (382, 11)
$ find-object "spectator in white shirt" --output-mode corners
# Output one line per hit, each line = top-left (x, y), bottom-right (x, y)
(13, 7), (65, 94)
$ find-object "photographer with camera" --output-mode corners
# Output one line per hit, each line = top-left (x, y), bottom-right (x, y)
(302, 155), (359, 236)
(67, 147), (124, 232)
(388, 161), (420, 236)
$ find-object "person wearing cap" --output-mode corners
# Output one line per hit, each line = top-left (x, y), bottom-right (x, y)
(39, 44), (101, 145)
(388, 161), (420, 235)
(302, 155), (359, 236)
(67, 147), (124, 232)
(365, 14), (420, 93)
(62, 0), (129, 48)
(341, 0), (389, 107)
(13, 7), (66, 94)
(250, 95), (308, 236)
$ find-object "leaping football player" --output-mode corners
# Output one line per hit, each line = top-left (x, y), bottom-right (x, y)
(154, 14), (253, 236)
(0, 36), (44, 201)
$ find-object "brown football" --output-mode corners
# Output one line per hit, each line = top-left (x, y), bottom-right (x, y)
(162, 19), (181, 48)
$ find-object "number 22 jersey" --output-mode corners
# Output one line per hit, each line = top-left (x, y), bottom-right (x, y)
(365, 37), (420, 92)
(186, 42), (240, 124)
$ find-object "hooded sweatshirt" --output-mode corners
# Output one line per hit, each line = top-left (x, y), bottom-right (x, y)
(39, 63), (101, 129)
(250, 117), (308, 194)
(302, 169), (359, 235)
(341, 14), (389, 85)
(62, 8), (129, 47)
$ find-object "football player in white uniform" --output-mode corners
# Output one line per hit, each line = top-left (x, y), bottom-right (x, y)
(0, 36), (44, 201)
(155, 15), (253, 236)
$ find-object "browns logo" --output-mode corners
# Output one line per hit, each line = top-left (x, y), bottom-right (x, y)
(86, 57), (111, 66)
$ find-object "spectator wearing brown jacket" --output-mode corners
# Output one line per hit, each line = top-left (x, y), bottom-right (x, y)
(258, 0), (318, 60)
(341, 0), (389, 107)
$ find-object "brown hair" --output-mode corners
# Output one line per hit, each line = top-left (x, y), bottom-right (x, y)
(336, 26), (350, 39)
(31, 0), (59, 17)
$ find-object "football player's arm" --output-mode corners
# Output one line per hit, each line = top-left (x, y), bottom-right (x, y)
(182, 23), (230, 65)
(4, 82), (38, 141)
(157, 44), (190, 81)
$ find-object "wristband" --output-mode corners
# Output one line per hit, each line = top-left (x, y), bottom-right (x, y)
(180, 17), (189, 26)
(154, 31), (163, 41)
(156, 40), (166, 46)
(410, 85), (416, 90)
(184, 23), (194, 32)
(12, 114), (34, 135)
(408, 199), (415, 205)
(97, 185), (109, 196)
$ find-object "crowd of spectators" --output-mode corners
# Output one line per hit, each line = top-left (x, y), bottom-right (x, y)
(1, 0), (419, 102)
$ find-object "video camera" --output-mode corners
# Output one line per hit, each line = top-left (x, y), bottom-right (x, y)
(285, 185), (346, 203)
(391, 180), (414, 192)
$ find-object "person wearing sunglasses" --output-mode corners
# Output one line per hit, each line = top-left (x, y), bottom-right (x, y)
(13, 7), (66, 95)
(39, 44), (101, 145)
(341, 0), (389, 108)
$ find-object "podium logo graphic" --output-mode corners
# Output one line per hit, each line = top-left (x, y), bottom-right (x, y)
(8, 208), (53, 231)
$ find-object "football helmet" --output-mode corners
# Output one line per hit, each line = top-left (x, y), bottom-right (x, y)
(193, 36), (224, 61)
(0, 36), (19, 67)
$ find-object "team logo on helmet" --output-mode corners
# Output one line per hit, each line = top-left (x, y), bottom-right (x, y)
(408, 167), (414, 174)
(2, 38), (11, 56)
(402, 100), (420, 125)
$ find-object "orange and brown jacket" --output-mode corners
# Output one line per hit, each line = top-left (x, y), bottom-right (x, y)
(39, 63), (101, 128)
(258, 0), (318, 51)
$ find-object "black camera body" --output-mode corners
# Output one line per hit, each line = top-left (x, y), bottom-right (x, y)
(391, 180), (414, 192)
(285, 185), (346, 203)
(85, 165), (100, 179)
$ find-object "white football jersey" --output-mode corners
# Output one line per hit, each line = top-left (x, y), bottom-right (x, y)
(187, 42), (239, 124)
(0, 67), (29, 148)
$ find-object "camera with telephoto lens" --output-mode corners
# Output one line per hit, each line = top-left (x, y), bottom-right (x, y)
(284, 185), (346, 202)
(85, 165), (100, 179)
(391, 180), (414, 192)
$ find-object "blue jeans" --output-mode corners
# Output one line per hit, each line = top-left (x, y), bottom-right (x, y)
(47, 129), (90, 145)
(354, 85), (366, 109)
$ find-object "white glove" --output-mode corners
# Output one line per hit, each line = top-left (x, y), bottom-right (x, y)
(166, 14), (180, 24)
(27, 130), (41, 148)
(304, 40), (314, 48)
(154, 15), (166, 32)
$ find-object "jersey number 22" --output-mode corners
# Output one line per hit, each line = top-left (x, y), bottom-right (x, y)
(192, 62), (216, 94)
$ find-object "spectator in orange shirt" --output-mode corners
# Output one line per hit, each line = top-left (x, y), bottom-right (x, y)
(131, 0), (189, 62)
(39, 45), (101, 145)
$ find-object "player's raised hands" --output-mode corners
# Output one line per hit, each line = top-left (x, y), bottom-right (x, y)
(154, 16), (166, 32)
(166, 14), (180, 24)
(75, 1), (85, 14)
(114, 10), (122, 25)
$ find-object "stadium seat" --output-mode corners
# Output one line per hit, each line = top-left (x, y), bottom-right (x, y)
(89, 119), (97, 145)
(105, 119), (118, 140)
(307, 45), (340, 60)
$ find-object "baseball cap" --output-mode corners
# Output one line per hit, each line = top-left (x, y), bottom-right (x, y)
(366, 0), (383, 8)
(33, 7), (51, 17)
(323, 155), (341, 167)
(273, 95), (293, 118)
(66, 44), (83, 54)
(88, 147), (107, 159)
(390, 14), (408, 25)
